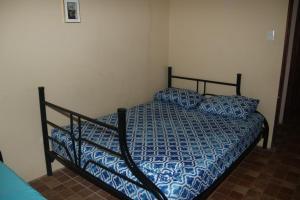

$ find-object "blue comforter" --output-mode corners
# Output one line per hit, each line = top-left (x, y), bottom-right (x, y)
(51, 100), (263, 199)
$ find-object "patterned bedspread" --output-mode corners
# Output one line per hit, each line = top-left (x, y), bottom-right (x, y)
(51, 100), (263, 200)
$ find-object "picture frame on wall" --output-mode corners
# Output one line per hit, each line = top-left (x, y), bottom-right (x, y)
(64, 0), (80, 23)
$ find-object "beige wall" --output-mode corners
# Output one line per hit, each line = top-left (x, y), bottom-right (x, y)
(169, 0), (289, 148)
(0, 0), (289, 181)
(0, 0), (169, 181)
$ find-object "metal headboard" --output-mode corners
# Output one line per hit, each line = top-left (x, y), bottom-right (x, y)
(167, 66), (241, 96)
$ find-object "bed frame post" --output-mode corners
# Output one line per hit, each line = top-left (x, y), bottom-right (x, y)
(263, 118), (269, 149)
(0, 151), (3, 162)
(117, 108), (167, 200)
(168, 66), (172, 88)
(38, 87), (53, 176)
(236, 73), (242, 95)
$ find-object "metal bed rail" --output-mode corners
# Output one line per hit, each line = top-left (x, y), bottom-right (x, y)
(0, 151), (3, 162)
(38, 87), (167, 200)
(168, 66), (241, 96)
(167, 66), (269, 199)
(38, 66), (269, 200)
(168, 66), (269, 149)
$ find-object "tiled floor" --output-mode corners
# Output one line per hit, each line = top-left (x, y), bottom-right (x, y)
(30, 123), (300, 200)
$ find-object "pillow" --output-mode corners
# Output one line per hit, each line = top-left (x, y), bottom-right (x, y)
(154, 87), (204, 109)
(198, 95), (259, 119)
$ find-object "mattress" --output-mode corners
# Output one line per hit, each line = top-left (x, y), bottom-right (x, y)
(51, 100), (263, 200)
(0, 162), (46, 200)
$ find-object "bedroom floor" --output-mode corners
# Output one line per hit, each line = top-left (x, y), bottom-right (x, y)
(29, 123), (300, 200)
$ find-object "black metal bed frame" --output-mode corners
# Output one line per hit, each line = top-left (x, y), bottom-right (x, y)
(0, 151), (3, 163)
(38, 66), (269, 200)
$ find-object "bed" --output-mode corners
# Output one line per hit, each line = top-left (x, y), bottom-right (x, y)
(38, 66), (269, 200)
(0, 151), (46, 200)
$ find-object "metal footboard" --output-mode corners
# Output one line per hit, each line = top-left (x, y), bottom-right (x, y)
(38, 66), (269, 200)
(38, 87), (167, 200)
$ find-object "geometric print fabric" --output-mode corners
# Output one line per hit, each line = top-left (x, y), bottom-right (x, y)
(51, 100), (263, 200)
(199, 95), (259, 119)
(154, 88), (205, 109)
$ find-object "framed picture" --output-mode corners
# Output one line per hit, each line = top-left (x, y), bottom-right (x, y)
(64, 0), (80, 23)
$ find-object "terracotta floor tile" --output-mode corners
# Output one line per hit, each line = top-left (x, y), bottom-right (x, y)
(260, 194), (277, 200)
(285, 172), (300, 184)
(279, 186), (294, 195)
(85, 193), (105, 200)
(239, 178), (254, 188)
(64, 179), (78, 189)
(227, 175), (241, 184)
(263, 183), (281, 197)
(56, 174), (71, 183)
(277, 192), (292, 200)
(41, 176), (61, 189)
(208, 192), (229, 200)
(245, 188), (262, 199)
(29, 122), (300, 199)
(216, 184), (232, 195)
(65, 194), (83, 200)
(89, 184), (102, 192)
(70, 183), (85, 192)
(244, 169), (260, 178)
(230, 191), (244, 200)
(77, 188), (94, 198)
(232, 184), (249, 195)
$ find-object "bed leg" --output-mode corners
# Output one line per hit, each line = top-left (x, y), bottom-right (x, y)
(168, 66), (172, 88)
(45, 155), (53, 176)
(263, 118), (269, 149)
(0, 151), (3, 162)
(38, 87), (53, 176)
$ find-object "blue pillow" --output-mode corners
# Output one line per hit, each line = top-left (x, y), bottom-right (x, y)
(198, 95), (259, 119)
(154, 88), (204, 109)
